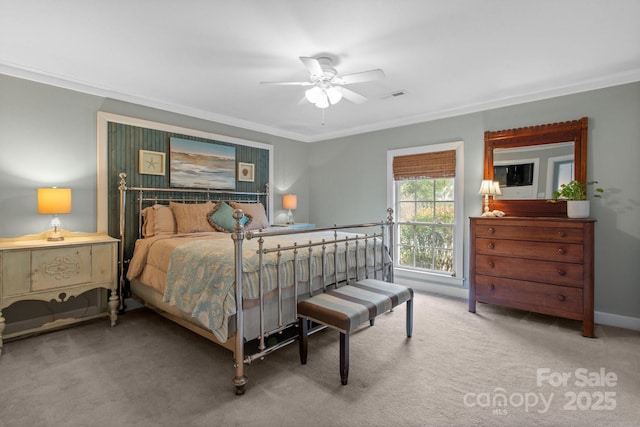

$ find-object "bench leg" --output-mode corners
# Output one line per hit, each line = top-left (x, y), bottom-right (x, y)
(406, 298), (413, 338)
(298, 318), (308, 365)
(340, 332), (349, 385)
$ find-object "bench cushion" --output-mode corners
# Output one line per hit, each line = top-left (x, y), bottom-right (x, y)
(297, 279), (414, 333)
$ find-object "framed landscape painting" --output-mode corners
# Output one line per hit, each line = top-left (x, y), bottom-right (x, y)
(170, 137), (236, 189)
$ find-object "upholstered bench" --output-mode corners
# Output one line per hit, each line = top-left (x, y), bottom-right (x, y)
(297, 278), (414, 385)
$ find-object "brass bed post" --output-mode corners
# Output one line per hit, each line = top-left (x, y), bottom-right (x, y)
(118, 173), (128, 313)
(231, 209), (248, 395)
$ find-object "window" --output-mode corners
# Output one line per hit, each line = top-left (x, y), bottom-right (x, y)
(387, 141), (464, 284)
(396, 178), (454, 272)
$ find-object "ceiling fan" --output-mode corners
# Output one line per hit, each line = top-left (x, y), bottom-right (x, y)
(260, 57), (385, 108)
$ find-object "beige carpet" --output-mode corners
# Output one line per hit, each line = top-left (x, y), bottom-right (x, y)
(1, 291), (638, 427)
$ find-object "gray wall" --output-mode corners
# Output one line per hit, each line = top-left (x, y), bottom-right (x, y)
(0, 74), (311, 237)
(308, 82), (640, 320)
(0, 74), (309, 326)
(1, 73), (638, 324)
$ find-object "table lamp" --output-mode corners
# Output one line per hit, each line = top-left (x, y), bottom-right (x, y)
(38, 187), (72, 241)
(478, 180), (501, 216)
(283, 194), (297, 224)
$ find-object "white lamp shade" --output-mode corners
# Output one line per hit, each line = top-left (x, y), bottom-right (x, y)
(38, 188), (72, 214)
(478, 180), (495, 195)
(326, 86), (343, 104)
(305, 86), (322, 103)
(283, 194), (297, 210)
(315, 91), (329, 108)
(492, 181), (502, 196)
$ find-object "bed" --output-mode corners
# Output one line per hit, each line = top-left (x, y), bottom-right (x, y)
(117, 173), (395, 394)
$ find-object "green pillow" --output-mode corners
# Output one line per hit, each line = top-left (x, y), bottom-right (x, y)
(208, 201), (249, 232)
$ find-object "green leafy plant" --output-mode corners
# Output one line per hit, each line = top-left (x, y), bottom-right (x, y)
(551, 180), (604, 201)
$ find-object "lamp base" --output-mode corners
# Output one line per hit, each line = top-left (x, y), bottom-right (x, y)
(287, 210), (294, 224)
(46, 224), (64, 241)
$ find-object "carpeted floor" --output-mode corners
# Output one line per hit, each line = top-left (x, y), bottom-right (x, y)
(1, 291), (638, 427)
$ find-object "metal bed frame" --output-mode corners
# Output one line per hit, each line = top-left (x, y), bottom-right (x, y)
(117, 173), (394, 395)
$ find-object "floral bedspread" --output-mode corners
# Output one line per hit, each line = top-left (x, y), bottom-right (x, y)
(162, 231), (384, 342)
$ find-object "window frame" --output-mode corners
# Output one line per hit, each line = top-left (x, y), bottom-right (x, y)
(387, 141), (464, 286)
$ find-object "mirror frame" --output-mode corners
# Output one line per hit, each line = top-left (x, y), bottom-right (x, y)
(484, 117), (588, 217)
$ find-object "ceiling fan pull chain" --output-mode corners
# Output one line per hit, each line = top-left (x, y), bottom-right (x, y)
(321, 108), (325, 126)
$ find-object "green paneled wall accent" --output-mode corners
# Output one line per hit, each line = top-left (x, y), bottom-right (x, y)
(107, 121), (270, 265)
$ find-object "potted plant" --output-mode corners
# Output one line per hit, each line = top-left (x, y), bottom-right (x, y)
(551, 180), (603, 218)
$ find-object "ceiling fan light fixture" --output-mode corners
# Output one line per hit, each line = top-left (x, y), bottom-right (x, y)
(262, 56), (384, 110)
(326, 86), (343, 105)
(315, 91), (330, 108)
(305, 86), (322, 103)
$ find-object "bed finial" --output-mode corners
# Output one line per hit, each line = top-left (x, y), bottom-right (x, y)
(232, 209), (245, 231)
(118, 172), (127, 191)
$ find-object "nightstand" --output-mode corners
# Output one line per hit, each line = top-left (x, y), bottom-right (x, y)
(289, 223), (315, 230)
(273, 223), (316, 230)
(0, 232), (119, 354)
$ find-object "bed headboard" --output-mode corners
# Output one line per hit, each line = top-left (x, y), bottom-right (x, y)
(117, 172), (269, 304)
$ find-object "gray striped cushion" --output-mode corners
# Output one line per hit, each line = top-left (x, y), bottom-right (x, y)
(297, 279), (413, 333)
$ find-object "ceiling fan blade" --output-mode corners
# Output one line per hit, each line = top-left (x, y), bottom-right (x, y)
(340, 87), (368, 104)
(337, 69), (385, 85)
(299, 57), (324, 78)
(260, 81), (314, 86)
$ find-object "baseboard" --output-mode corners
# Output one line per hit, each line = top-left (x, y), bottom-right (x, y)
(595, 311), (640, 332)
(394, 277), (640, 332)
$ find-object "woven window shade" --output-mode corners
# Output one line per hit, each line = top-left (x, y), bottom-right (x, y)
(393, 150), (456, 180)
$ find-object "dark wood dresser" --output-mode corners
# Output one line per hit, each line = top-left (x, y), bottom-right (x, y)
(469, 217), (595, 337)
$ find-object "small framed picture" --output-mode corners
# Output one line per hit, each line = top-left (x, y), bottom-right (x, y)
(139, 150), (166, 176)
(237, 162), (255, 182)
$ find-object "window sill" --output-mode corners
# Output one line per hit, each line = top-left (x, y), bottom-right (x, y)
(394, 267), (462, 285)
(393, 268), (467, 299)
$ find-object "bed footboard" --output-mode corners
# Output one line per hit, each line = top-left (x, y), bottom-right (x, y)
(230, 208), (395, 395)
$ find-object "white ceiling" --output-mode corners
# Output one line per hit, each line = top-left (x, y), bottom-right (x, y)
(1, 0), (639, 143)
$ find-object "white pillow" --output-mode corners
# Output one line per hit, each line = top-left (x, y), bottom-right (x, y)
(229, 202), (269, 230)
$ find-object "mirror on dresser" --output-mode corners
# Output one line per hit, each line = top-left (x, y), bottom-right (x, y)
(484, 117), (588, 217)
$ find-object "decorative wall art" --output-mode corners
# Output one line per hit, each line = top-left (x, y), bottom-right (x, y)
(170, 137), (236, 189)
(237, 162), (255, 182)
(139, 150), (166, 176)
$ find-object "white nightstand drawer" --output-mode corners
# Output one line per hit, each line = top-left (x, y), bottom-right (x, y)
(32, 246), (91, 291)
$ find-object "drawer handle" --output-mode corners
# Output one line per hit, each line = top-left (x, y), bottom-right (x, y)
(557, 269), (566, 276)
(487, 243), (495, 250)
(557, 248), (566, 255)
(489, 283), (495, 291)
(558, 295), (566, 302)
(487, 227), (495, 234)
(557, 231), (566, 238)
(488, 262), (495, 269)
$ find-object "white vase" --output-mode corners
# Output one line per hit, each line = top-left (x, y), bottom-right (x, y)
(566, 200), (590, 218)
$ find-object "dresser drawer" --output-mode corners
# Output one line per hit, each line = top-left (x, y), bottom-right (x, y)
(475, 254), (584, 287)
(476, 238), (583, 263)
(474, 274), (583, 317)
(473, 224), (584, 243)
